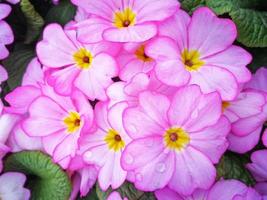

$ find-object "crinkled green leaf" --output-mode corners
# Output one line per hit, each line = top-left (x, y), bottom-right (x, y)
(230, 9), (267, 47)
(96, 182), (155, 200)
(4, 151), (72, 200)
(181, 0), (206, 13)
(216, 152), (255, 186)
(45, 0), (76, 25)
(2, 44), (35, 90)
(20, 0), (45, 44)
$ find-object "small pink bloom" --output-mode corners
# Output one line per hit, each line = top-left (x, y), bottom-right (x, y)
(122, 85), (229, 195)
(82, 102), (131, 190)
(107, 191), (128, 200)
(146, 8), (251, 101)
(71, 0), (179, 43)
(22, 85), (94, 169)
(247, 150), (267, 182)
(0, 3), (13, 60)
(0, 172), (30, 200)
(37, 24), (119, 100)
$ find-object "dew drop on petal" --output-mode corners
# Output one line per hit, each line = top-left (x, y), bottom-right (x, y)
(156, 162), (166, 173)
(135, 173), (143, 181)
(84, 151), (93, 162)
(191, 110), (199, 119)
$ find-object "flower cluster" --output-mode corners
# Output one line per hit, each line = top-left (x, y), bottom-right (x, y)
(0, 0), (267, 199)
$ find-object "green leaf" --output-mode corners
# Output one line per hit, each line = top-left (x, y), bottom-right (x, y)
(181, 0), (206, 13)
(216, 152), (255, 186)
(96, 182), (155, 200)
(45, 0), (76, 26)
(20, 0), (45, 44)
(4, 151), (72, 200)
(2, 44), (35, 90)
(230, 9), (267, 47)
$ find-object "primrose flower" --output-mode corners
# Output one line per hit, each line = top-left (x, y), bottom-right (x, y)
(121, 85), (230, 195)
(247, 150), (267, 182)
(71, 0), (179, 43)
(22, 85), (94, 169)
(155, 179), (262, 200)
(0, 3), (14, 60)
(37, 24), (119, 100)
(82, 102), (131, 191)
(0, 172), (30, 200)
(146, 8), (251, 101)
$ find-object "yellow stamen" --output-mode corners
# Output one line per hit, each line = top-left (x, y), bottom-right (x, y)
(73, 48), (93, 69)
(222, 101), (230, 111)
(181, 49), (205, 71)
(113, 8), (136, 29)
(63, 111), (81, 133)
(164, 127), (190, 150)
(135, 45), (153, 62)
(104, 129), (125, 151)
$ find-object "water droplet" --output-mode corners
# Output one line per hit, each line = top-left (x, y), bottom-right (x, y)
(191, 110), (198, 119)
(135, 173), (143, 181)
(156, 163), (166, 173)
(84, 151), (93, 162)
(163, 148), (169, 154)
(125, 154), (134, 164)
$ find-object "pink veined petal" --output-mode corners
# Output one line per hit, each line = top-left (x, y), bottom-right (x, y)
(47, 65), (80, 96)
(184, 91), (222, 132)
(74, 53), (117, 101)
(106, 82), (128, 107)
(107, 191), (123, 200)
(37, 24), (76, 68)
(0, 65), (7, 83)
(134, 0), (179, 23)
(22, 57), (44, 86)
(159, 10), (190, 50)
(0, 4), (11, 20)
(75, 17), (110, 43)
(245, 67), (267, 92)
(255, 182), (267, 196)
(22, 96), (67, 137)
(146, 36), (181, 61)
(103, 23), (157, 42)
(0, 21), (14, 44)
(262, 129), (267, 148)
(188, 7), (237, 58)
(111, 152), (127, 189)
(0, 43), (9, 60)
(0, 172), (28, 195)
(0, 114), (18, 143)
(121, 136), (165, 171)
(5, 86), (41, 114)
(246, 150), (267, 181)
(228, 127), (262, 154)
(124, 73), (150, 96)
(132, 149), (175, 191)
(155, 187), (183, 200)
(79, 166), (98, 196)
(42, 131), (67, 156)
(168, 146), (216, 195)
(94, 102), (110, 131)
(168, 85), (202, 127)
(190, 116), (230, 163)
(204, 45), (252, 83)
(207, 179), (247, 200)
(190, 66), (238, 101)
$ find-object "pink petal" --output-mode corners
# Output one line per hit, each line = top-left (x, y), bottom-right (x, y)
(22, 58), (44, 86)
(189, 7), (237, 58)
(0, 65), (7, 83)
(103, 23), (157, 42)
(0, 114), (18, 143)
(94, 102), (111, 131)
(37, 24), (76, 67)
(245, 67), (267, 92)
(228, 127), (262, 153)
(190, 66), (238, 101)
(204, 46), (252, 83)
(0, 43), (9, 60)
(262, 129), (267, 148)
(42, 131), (67, 156)
(168, 146), (216, 195)
(246, 150), (267, 181)
(0, 21), (14, 44)
(107, 191), (123, 200)
(155, 187), (183, 200)
(98, 152), (115, 190)
(0, 4), (11, 20)
(190, 116), (230, 163)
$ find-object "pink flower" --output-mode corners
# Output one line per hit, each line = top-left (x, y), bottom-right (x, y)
(155, 179), (262, 200)
(107, 191), (128, 200)
(0, 65), (7, 92)
(0, 3), (14, 60)
(5, 0), (20, 4)
(0, 172), (30, 200)
(146, 8), (251, 101)
(82, 102), (131, 190)
(71, 0), (179, 43)
(22, 84), (94, 169)
(37, 24), (119, 100)
(222, 89), (266, 153)
(247, 150), (267, 182)
(121, 85), (230, 195)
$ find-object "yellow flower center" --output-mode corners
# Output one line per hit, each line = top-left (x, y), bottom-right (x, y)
(135, 45), (153, 62)
(63, 111), (81, 133)
(73, 48), (93, 69)
(181, 49), (205, 71)
(164, 127), (190, 150)
(113, 8), (136, 29)
(222, 101), (230, 111)
(104, 129), (125, 152)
